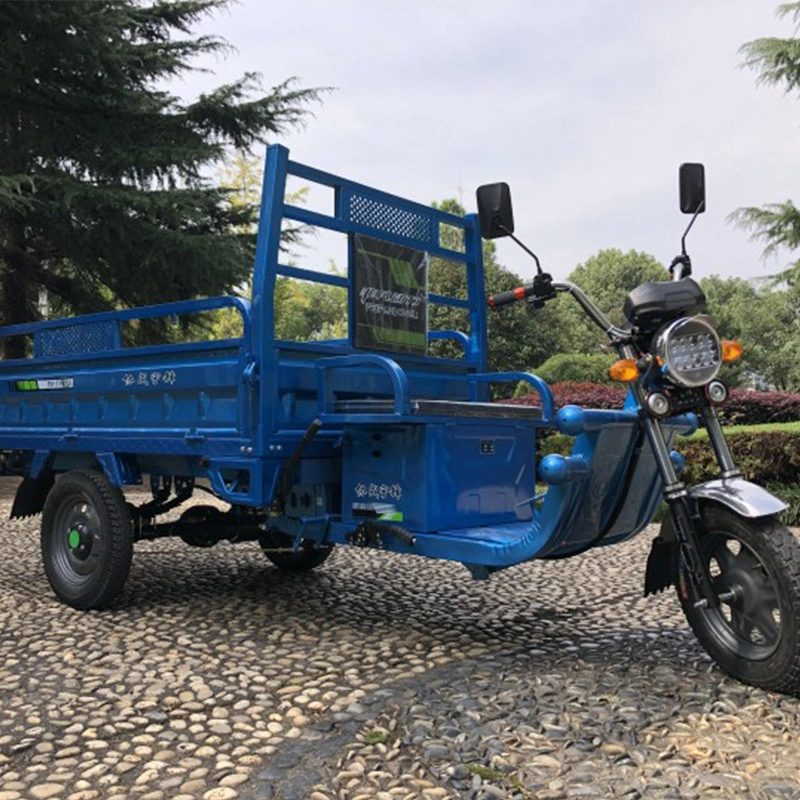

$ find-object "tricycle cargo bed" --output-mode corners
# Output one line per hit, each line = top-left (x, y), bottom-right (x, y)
(0, 145), (553, 521)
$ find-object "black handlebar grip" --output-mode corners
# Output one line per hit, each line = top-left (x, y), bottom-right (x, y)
(489, 287), (526, 308)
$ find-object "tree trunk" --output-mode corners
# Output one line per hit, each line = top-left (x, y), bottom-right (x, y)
(0, 213), (36, 359)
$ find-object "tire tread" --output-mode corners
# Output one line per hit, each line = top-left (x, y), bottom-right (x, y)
(676, 506), (800, 695)
(41, 469), (133, 610)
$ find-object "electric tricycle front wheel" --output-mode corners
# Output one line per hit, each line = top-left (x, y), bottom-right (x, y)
(41, 469), (133, 610)
(672, 504), (800, 695)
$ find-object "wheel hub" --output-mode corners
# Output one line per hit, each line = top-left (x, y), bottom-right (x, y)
(67, 524), (93, 560)
(703, 533), (781, 659)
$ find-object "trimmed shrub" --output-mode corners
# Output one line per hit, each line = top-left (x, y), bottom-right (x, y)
(717, 389), (800, 426)
(512, 381), (800, 426)
(536, 428), (800, 482)
(533, 353), (617, 386)
(539, 432), (573, 458)
(678, 430), (800, 486)
(770, 484), (800, 527)
(511, 381), (627, 410)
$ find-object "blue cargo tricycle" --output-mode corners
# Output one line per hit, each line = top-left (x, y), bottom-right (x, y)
(1, 148), (798, 694)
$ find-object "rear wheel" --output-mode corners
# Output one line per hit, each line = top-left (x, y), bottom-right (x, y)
(41, 470), (133, 610)
(673, 505), (800, 694)
(259, 528), (332, 572)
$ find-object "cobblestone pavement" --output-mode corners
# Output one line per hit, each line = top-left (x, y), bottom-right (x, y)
(1, 498), (800, 800)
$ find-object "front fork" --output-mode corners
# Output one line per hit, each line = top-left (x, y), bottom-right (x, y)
(630, 380), (737, 607)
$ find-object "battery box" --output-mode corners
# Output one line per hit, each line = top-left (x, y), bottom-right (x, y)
(341, 419), (536, 533)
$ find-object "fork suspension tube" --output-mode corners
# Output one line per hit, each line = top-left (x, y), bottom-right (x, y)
(628, 380), (717, 606)
(699, 405), (739, 479)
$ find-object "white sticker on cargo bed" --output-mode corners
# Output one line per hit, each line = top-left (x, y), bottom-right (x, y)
(15, 377), (74, 391)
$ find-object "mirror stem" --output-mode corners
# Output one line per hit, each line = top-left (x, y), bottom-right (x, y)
(680, 199), (705, 257)
(497, 223), (542, 274)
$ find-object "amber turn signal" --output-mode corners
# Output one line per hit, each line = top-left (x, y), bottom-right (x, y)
(608, 359), (639, 382)
(721, 340), (743, 363)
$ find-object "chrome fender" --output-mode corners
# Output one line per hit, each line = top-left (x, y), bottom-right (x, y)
(688, 477), (787, 519)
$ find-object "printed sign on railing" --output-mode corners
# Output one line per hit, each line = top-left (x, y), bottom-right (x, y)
(353, 234), (428, 355)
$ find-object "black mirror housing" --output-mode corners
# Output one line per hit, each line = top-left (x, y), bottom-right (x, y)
(476, 182), (514, 239)
(679, 163), (705, 215)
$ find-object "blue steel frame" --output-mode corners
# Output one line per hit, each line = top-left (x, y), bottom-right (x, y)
(0, 144), (694, 573)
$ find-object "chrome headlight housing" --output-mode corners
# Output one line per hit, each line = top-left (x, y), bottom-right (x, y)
(653, 316), (721, 388)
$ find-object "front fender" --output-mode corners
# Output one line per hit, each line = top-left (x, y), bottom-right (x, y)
(688, 477), (787, 519)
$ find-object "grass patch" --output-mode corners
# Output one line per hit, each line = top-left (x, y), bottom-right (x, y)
(467, 763), (505, 782)
(362, 729), (388, 745)
(685, 420), (800, 440)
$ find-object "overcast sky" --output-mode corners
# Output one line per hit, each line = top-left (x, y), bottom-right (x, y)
(179, 0), (800, 283)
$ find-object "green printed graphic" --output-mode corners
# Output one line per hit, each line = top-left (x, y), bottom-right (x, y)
(362, 249), (422, 290)
(354, 234), (428, 356)
(14, 377), (74, 392)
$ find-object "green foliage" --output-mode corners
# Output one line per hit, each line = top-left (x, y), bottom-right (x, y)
(0, 1), (324, 355)
(700, 275), (800, 390)
(555, 249), (668, 352)
(728, 201), (800, 275)
(688, 420), (800, 438)
(679, 429), (800, 485)
(539, 432), (573, 458)
(536, 426), (800, 525)
(733, 3), (800, 280)
(739, 3), (800, 92)
(466, 764), (505, 782)
(428, 199), (564, 382)
(207, 273), (346, 343)
(769, 483), (800, 526)
(362, 729), (389, 745)
(274, 274), (347, 341)
(533, 353), (616, 386)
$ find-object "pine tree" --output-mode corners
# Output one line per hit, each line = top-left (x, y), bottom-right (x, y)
(730, 2), (800, 280)
(0, 1), (323, 356)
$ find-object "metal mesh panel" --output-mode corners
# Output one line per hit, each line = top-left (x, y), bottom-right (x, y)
(349, 192), (433, 244)
(36, 320), (120, 357)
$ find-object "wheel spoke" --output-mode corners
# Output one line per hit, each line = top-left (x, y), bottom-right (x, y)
(730, 608), (753, 641)
(713, 542), (738, 572)
(756, 580), (779, 608)
(751, 605), (780, 643)
(734, 545), (761, 572)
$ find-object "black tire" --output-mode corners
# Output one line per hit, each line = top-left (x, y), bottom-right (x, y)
(41, 469), (133, 610)
(259, 528), (332, 572)
(672, 504), (800, 695)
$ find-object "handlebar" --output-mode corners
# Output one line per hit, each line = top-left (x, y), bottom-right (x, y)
(489, 272), (557, 310)
(488, 276), (629, 342)
(488, 285), (537, 308)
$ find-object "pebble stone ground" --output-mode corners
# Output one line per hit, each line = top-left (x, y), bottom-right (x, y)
(1, 492), (800, 800)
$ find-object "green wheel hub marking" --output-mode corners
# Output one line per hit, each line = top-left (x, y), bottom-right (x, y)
(68, 528), (81, 549)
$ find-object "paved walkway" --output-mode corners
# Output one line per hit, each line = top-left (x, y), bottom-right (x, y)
(1, 500), (799, 800)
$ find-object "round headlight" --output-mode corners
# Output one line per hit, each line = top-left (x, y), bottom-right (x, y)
(654, 316), (721, 388)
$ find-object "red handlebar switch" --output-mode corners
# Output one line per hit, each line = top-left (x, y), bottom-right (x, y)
(489, 285), (532, 308)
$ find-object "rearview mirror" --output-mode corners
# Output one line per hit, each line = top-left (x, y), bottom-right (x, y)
(476, 182), (514, 239)
(679, 163), (705, 215)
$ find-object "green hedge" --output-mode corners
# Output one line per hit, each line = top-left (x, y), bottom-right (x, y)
(538, 429), (800, 485)
(679, 430), (800, 485)
(770, 484), (800, 526)
(528, 353), (617, 387)
(536, 428), (800, 525)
